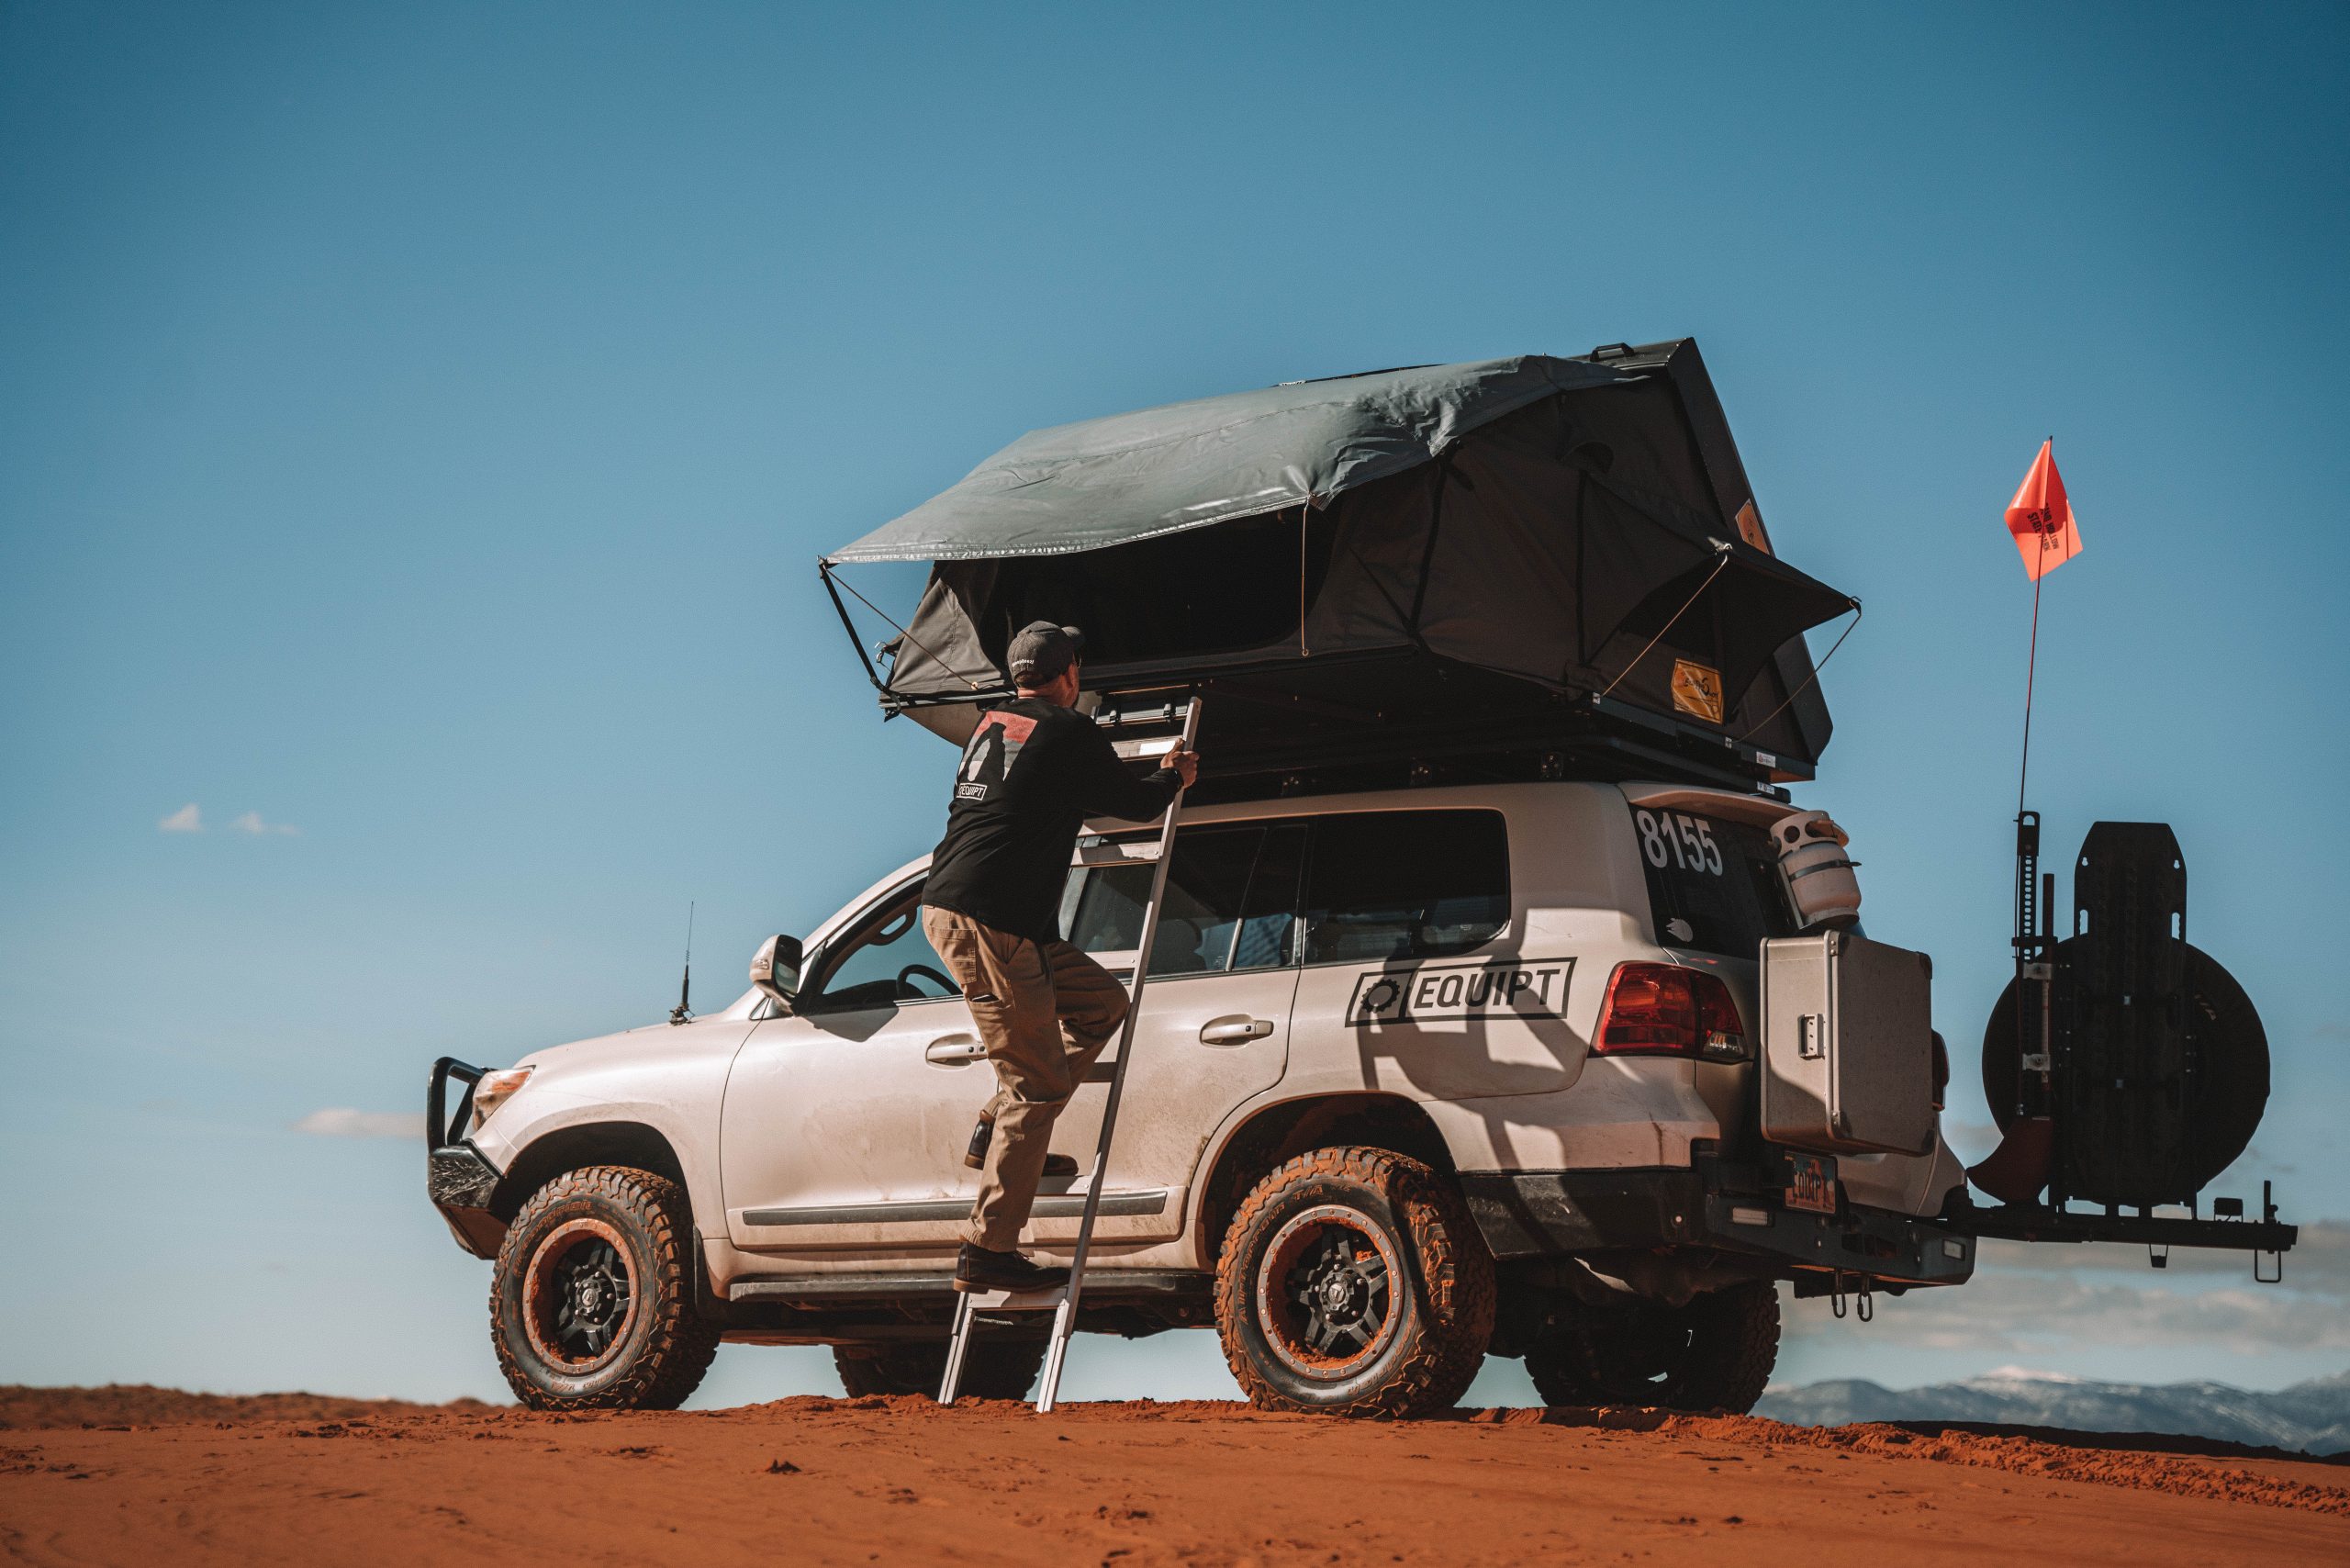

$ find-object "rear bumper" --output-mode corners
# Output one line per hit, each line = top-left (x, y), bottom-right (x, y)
(1459, 1167), (1976, 1289)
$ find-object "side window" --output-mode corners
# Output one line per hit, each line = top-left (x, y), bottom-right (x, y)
(804, 888), (960, 1013)
(1065, 823), (1306, 977)
(1230, 823), (1306, 970)
(1301, 811), (1509, 964)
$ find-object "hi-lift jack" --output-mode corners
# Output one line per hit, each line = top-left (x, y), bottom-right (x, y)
(937, 696), (1203, 1414)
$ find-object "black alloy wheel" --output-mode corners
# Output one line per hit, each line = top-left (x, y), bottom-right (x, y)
(1523, 1282), (1780, 1413)
(491, 1165), (721, 1410)
(529, 1226), (635, 1367)
(833, 1337), (1047, 1400)
(1260, 1207), (1403, 1379)
(1215, 1146), (1494, 1418)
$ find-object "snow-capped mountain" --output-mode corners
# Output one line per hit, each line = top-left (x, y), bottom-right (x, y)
(1753, 1370), (2350, 1454)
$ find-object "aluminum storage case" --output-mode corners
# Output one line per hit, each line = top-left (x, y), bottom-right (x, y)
(1760, 929), (1936, 1156)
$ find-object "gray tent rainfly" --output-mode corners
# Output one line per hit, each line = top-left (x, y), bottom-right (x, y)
(823, 341), (1857, 792)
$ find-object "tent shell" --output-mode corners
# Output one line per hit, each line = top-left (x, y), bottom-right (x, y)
(823, 341), (1852, 796)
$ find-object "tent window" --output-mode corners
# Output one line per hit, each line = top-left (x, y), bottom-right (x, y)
(990, 510), (1337, 665)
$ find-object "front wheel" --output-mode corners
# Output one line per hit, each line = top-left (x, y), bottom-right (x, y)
(1215, 1147), (1494, 1418)
(1524, 1281), (1779, 1412)
(490, 1165), (721, 1410)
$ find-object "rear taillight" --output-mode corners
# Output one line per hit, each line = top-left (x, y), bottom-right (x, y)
(1594, 962), (1749, 1062)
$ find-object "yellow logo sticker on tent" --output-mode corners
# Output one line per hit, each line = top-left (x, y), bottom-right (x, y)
(1734, 499), (1773, 555)
(1671, 659), (1724, 723)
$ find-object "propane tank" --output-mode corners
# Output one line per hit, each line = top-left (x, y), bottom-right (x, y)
(1770, 810), (1862, 928)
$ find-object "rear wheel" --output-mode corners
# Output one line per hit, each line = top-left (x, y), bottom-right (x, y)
(490, 1165), (721, 1410)
(833, 1338), (1046, 1400)
(1215, 1147), (1494, 1418)
(1524, 1281), (1779, 1413)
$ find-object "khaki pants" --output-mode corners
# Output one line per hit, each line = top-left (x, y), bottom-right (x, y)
(921, 907), (1132, 1250)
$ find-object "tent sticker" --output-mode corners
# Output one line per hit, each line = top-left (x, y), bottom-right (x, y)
(1670, 659), (1724, 723)
(1348, 958), (1574, 1026)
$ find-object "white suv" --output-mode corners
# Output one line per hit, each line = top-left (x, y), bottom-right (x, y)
(427, 778), (1972, 1417)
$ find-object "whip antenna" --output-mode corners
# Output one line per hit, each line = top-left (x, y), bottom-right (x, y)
(668, 902), (696, 1025)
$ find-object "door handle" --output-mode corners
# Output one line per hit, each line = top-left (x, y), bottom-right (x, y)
(924, 1036), (987, 1065)
(1198, 1016), (1274, 1046)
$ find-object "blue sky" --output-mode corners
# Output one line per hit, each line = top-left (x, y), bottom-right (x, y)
(4, 2), (2345, 1406)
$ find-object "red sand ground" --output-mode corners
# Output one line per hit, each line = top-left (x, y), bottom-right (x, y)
(3, 1386), (2343, 1565)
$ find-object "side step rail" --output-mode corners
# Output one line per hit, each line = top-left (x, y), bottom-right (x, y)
(938, 696), (1202, 1414)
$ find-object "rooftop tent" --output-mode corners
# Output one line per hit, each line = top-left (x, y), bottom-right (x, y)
(824, 342), (1855, 790)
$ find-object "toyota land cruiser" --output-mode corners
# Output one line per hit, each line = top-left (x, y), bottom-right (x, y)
(426, 778), (1971, 1417)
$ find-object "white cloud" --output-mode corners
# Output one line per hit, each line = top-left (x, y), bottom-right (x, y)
(159, 802), (203, 833)
(293, 1108), (425, 1139)
(1978, 1365), (2084, 1383)
(229, 811), (300, 836)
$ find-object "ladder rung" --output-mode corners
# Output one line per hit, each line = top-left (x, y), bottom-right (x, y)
(1108, 734), (1181, 764)
(1092, 696), (1194, 734)
(953, 1283), (1068, 1311)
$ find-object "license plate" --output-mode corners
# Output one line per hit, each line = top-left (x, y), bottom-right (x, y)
(1785, 1153), (1838, 1215)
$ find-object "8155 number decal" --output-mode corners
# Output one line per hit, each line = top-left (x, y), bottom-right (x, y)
(1635, 809), (1723, 876)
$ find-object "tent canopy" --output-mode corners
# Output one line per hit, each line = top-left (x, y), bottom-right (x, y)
(827, 356), (1636, 566)
(825, 343), (1854, 787)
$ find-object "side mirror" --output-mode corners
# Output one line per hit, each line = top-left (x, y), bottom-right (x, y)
(750, 935), (804, 1005)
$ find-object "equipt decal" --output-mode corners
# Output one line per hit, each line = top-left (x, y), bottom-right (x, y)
(1346, 958), (1575, 1026)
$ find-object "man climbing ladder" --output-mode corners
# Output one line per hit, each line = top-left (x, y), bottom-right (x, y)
(920, 622), (1199, 1295)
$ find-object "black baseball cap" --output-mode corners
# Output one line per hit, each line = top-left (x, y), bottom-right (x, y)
(1007, 622), (1085, 686)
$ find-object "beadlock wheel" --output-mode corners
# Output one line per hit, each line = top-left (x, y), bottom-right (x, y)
(520, 1217), (640, 1374)
(1255, 1204), (1404, 1382)
(1524, 1281), (1781, 1413)
(833, 1338), (1047, 1400)
(490, 1165), (721, 1411)
(1214, 1146), (1494, 1418)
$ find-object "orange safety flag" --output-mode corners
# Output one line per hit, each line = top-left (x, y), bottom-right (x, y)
(2004, 439), (2083, 580)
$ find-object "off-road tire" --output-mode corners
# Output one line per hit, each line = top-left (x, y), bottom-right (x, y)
(833, 1337), (1046, 1400)
(1524, 1281), (1779, 1413)
(491, 1165), (722, 1411)
(1214, 1146), (1495, 1418)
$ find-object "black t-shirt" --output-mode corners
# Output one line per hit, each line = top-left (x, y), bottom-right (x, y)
(923, 699), (1181, 943)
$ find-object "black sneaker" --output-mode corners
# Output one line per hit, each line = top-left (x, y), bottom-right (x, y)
(962, 1118), (1076, 1178)
(955, 1243), (1071, 1294)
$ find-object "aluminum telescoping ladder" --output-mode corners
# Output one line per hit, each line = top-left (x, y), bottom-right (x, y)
(937, 695), (1202, 1415)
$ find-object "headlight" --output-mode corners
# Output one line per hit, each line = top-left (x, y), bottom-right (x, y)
(470, 1067), (534, 1129)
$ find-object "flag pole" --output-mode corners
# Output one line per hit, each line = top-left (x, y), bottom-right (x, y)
(2017, 529), (2046, 820)
(1973, 437), (2069, 1204)
(2014, 433), (2057, 820)
(2013, 442), (2053, 1152)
